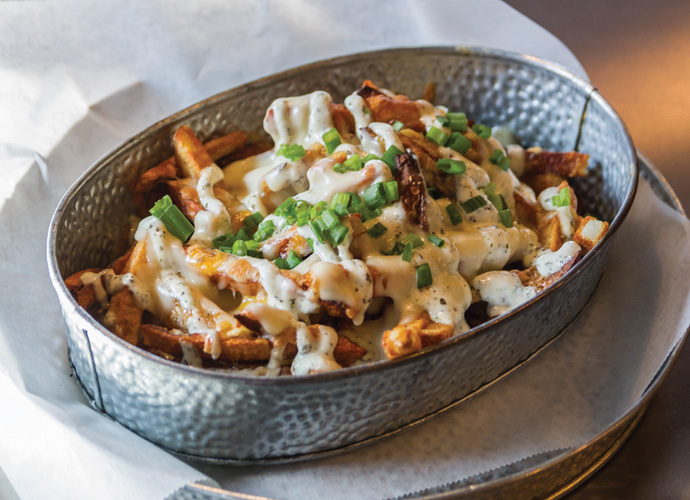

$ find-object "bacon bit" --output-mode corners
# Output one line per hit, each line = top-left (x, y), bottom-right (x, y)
(395, 153), (429, 231)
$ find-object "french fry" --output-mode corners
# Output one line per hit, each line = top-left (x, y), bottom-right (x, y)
(574, 216), (609, 251)
(104, 288), (142, 345)
(141, 324), (272, 362)
(524, 150), (589, 178)
(173, 125), (215, 181)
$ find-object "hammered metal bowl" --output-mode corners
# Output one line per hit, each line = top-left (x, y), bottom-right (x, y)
(47, 47), (638, 462)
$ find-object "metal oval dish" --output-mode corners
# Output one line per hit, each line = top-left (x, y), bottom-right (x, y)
(47, 47), (638, 462)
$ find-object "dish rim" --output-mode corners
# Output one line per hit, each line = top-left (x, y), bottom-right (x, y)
(46, 45), (639, 385)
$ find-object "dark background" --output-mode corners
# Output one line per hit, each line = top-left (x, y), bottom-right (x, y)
(506, 2), (690, 497)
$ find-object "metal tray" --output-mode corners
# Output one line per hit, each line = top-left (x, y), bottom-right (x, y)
(46, 47), (638, 462)
(172, 153), (687, 499)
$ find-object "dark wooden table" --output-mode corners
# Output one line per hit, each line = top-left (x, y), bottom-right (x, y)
(506, 2), (690, 497)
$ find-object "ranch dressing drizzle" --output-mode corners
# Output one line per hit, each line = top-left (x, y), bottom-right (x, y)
(534, 241), (581, 277)
(472, 271), (537, 318)
(190, 165), (233, 246)
(263, 91), (334, 149)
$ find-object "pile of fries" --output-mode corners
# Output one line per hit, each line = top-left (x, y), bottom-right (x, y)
(65, 81), (608, 375)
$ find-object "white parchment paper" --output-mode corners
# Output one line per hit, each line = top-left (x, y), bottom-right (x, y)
(0, 1), (687, 499)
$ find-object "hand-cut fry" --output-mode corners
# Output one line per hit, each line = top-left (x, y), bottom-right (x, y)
(514, 251), (581, 293)
(173, 125), (215, 181)
(357, 80), (425, 132)
(421, 82), (436, 103)
(382, 314), (453, 359)
(135, 130), (249, 194)
(524, 150), (589, 178)
(395, 152), (429, 231)
(166, 178), (205, 221)
(574, 216), (609, 251)
(105, 288), (142, 345)
(141, 324), (272, 362)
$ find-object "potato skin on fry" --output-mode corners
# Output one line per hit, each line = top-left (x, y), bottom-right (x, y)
(395, 153), (429, 231)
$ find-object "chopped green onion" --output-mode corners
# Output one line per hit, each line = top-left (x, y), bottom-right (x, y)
(331, 203), (348, 217)
(552, 186), (571, 207)
(235, 227), (251, 241)
(447, 112), (468, 132)
(362, 154), (379, 163)
(274, 258), (290, 270)
(323, 128), (341, 154)
(416, 263), (432, 289)
(489, 149), (511, 171)
(399, 233), (424, 249)
(296, 210), (310, 226)
(437, 115), (450, 127)
(393, 120), (404, 132)
(331, 192), (351, 210)
(498, 209), (513, 228)
(276, 144), (306, 161)
(363, 182), (387, 209)
(343, 154), (363, 171)
(149, 195), (195, 242)
(359, 206), (382, 223)
(307, 238), (314, 251)
(295, 200), (312, 213)
(472, 123), (491, 139)
(310, 201), (328, 219)
(347, 192), (363, 213)
(381, 242), (403, 256)
(255, 219), (275, 234)
(253, 227), (274, 242)
(213, 233), (236, 249)
(275, 197), (296, 217)
(333, 163), (347, 174)
(319, 209), (340, 230)
(447, 132), (472, 154)
(286, 250), (302, 269)
(367, 222), (388, 238)
(446, 203), (463, 225)
(461, 196), (488, 213)
(242, 212), (264, 229)
(427, 126), (449, 146)
(401, 242), (414, 262)
(381, 145), (404, 172)
(245, 240), (262, 258)
(437, 158), (467, 175)
(308, 218), (326, 243)
(428, 234), (445, 247)
(482, 183), (507, 210)
(329, 222), (349, 246)
(231, 239), (247, 256)
(384, 181), (399, 202)
(427, 187), (442, 199)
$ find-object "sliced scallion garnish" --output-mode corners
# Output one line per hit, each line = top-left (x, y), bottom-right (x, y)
(445, 203), (463, 225)
(367, 222), (388, 239)
(447, 132), (472, 154)
(437, 158), (466, 175)
(426, 126), (449, 146)
(323, 128), (341, 154)
(461, 196), (488, 213)
(276, 144), (307, 161)
(149, 195), (195, 243)
(416, 263), (432, 289)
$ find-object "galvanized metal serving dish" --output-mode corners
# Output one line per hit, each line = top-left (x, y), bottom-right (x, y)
(47, 47), (638, 462)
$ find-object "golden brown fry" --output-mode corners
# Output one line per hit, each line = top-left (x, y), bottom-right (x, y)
(141, 324), (272, 362)
(166, 178), (205, 221)
(524, 150), (589, 178)
(421, 82), (436, 103)
(357, 80), (425, 132)
(135, 131), (248, 194)
(574, 216), (609, 251)
(105, 288), (142, 345)
(185, 244), (265, 296)
(173, 125), (214, 181)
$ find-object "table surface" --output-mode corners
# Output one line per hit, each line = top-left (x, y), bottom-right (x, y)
(505, 1), (690, 498)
